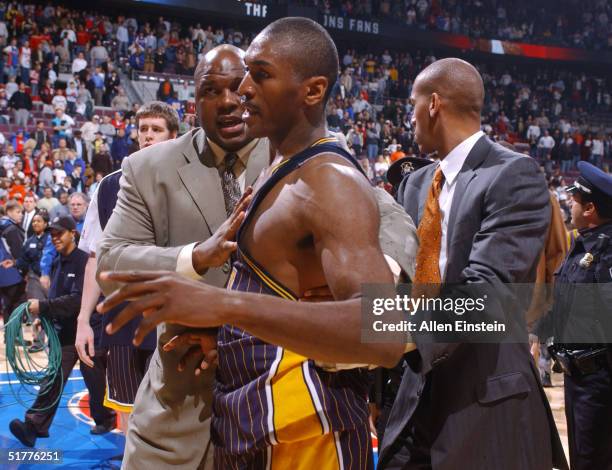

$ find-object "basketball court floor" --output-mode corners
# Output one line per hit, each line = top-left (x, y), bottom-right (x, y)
(0, 326), (568, 469)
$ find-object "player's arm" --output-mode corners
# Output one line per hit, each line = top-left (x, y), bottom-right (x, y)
(99, 159), (407, 367)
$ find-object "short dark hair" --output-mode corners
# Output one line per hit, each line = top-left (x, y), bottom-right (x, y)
(35, 209), (50, 224)
(135, 101), (179, 133)
(6, 200), (22, 212)
(575, 192), (612, 220)
(261, 17), (339, 104)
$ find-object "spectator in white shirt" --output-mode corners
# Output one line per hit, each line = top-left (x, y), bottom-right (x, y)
(591, 135), (604, 167)
(1, 145), (19, 172)
(526, 122), (541, 150)
(0, 21), (8, 45)
(19, 41), (31, 85)
(374, 155), (389, 176)
(5, 75), (17, 99)
(116, 21), (129, 58)
(51, 90), (68, 111)
(71, 52), (88, 74)
(177, 82), (191, 102)
(538, 130), (555, 159)
(60, 28), (76, 44)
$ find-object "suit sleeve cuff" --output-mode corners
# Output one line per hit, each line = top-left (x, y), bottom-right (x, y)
(384, 254), (401, 284)
(176, 242), (202, 280)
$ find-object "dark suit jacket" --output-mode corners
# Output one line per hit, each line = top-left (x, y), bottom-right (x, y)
(382, 136), (568, 469)
(22, 209), (39, 239)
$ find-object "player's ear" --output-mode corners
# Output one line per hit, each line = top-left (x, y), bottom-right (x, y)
(429, 92), (441, 118)
(303, 76), (328, 107)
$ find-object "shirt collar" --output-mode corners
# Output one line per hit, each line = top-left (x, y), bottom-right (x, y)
(206, 137), (259, 169)
(577, 221), (612, 252)
(439, 130), (484, 186)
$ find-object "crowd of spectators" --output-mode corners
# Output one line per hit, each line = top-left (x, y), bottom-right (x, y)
(309, 0), (612, 50)
(324, 47), (612, 190)
(0, 2), (205, 208)
(0, 0), (609, 217)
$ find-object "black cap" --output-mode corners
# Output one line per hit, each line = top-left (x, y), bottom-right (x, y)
(567, 162), (612, 207)
(49, 215), (76, 232)
(386, 156), (434, 188)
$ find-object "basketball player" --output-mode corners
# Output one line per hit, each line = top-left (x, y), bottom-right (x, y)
(99, 18), (409, 469)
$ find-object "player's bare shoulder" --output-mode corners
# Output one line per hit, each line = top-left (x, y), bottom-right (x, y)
(299, 152), (372, 192)
(295, 151), (378, 218)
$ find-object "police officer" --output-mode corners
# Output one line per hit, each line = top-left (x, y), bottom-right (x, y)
(387, 155), (434, 200)
(550, 161), (612, 470)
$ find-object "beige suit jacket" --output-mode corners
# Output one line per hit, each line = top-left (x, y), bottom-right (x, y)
(97, 128), (269, 469)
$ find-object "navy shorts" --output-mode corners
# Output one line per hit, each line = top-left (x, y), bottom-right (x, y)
(104, 345), (153, 412)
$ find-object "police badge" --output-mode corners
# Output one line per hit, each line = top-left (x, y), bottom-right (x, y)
(579, 252), (594, 268)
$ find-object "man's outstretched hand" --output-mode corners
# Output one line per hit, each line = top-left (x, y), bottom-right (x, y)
(97, 271), (227, 346)
(163, 329), (218, 375)
(192, 186), (253, 273)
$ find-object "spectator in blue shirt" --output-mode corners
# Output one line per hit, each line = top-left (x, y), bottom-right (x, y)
(110, 127), (130, 169)
(63, 150), (86, 176)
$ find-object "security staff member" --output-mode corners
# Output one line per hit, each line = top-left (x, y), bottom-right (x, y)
(9, 215), (115, 447)
(550, 161), (612, 470)
(1, 211), (50, 353)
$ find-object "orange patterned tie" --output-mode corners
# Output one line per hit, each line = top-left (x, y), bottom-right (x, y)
(414, 166), (445, 287)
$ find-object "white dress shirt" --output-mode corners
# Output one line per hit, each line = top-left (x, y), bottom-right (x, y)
(438, 130), (484, 280)
(79, 186), (102, 255)
(176, 138), (260, 279)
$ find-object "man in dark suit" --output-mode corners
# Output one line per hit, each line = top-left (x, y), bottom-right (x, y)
(71, 130), (90, 164)
(386, 58), (568, 469)
(21, 194), (39, 239)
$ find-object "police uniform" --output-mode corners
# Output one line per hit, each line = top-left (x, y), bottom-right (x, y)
(550, 162), (612, 470)
(386, 156), (434, 199)
(16, 231), (50, 300)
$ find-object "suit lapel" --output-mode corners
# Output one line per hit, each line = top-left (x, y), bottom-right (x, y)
(176, 132), (272, 235)
(445, 136), (490, 255)
(177, 130), (226, 235)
